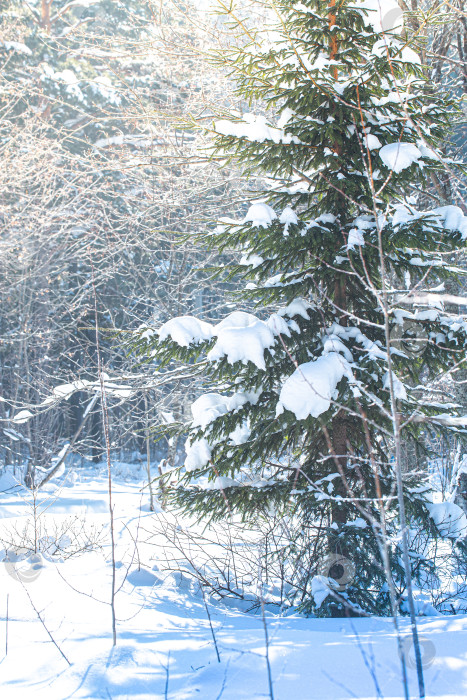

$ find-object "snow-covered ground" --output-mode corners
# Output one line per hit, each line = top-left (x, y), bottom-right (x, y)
(1, 466), (467, 699)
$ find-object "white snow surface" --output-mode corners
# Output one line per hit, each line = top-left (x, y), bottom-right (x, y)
(158, 316), (214, 346)
(1, 468), (467, 698)
(208, 312), (275, 370)
(417, 139), (441, 161)
(191, 391), (258, 429)
(329, 323), (388, 361)
(280, 206), (299, 235)
(383, 371), (408, 401)
(41, 66), (85, 101)
(2, 40), (32, 55)
(379, 142), (423, 173)
(311, 575), (335, 608)
(434, 206), (467, 238)
(279, 206), (298, 226)
(228, 420), (251, 445)
(184, 436), (212, 471)
(392, 204), (467, 239)
(11, 409), (34, 424)
(364, 133), (383, 150)
(277, 352), (351, 420)
(347, 226), (365, 249)
(1, 468), (467, 699)
(216, 201), (279, 231)
(244, 202), (277, 228)
(191, 393), (231, 429)
(185, 390), (259, 468)
(427, 502), (467, 540)
(156, 302), (315, 368)
(277, 298), (313, 320)
(240, 253), (264, 268)
(215, 113), (300, 145)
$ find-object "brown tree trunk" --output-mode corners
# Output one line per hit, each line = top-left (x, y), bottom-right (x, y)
(41, 0), (52, 33)
(329, 0), (338, 79)
(327, 5), (350, 530)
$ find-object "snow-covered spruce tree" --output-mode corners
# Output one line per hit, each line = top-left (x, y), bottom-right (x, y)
(135, 0), (467, 616)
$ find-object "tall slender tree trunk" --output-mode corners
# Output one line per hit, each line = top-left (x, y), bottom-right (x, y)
(41, 0), (52, 33)
(331, 278), (350, 528)
(328, 4), (349, 528)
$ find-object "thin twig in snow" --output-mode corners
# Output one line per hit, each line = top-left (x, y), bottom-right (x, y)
(21, 581), (71, 666)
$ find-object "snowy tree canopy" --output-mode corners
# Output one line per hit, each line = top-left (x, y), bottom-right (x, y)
(134, 0), (467, 617)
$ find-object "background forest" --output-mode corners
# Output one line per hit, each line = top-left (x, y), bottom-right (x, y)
(0, 0), (249, 485)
